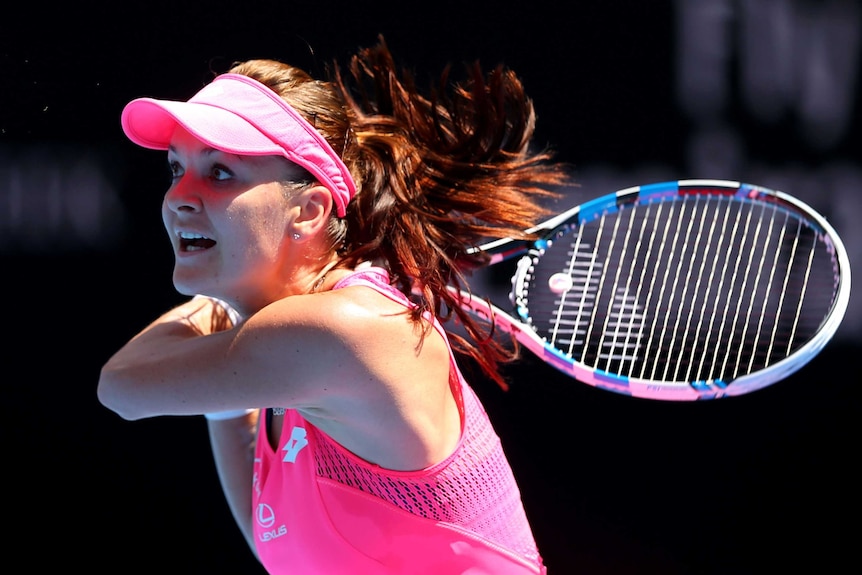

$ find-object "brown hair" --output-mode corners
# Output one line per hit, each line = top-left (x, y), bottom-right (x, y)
(229, 36), (574, 389)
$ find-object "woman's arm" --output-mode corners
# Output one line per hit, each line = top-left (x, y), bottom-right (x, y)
(207, 410), (260, 559)
(97, 296), (244, 420)
(97, 291), (369, 422)
(97, 287), (455, 468)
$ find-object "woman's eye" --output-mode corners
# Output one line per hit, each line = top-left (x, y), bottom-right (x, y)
(211, 164), (234, 181)
(167, 160), (183, 180)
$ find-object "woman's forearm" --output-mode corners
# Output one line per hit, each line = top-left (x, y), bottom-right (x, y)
(97, 297), (238, 420)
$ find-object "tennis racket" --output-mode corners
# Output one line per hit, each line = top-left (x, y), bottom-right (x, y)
(455, 179), (851, 400)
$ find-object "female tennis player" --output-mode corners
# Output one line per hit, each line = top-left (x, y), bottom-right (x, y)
(97, 36), (572, 574)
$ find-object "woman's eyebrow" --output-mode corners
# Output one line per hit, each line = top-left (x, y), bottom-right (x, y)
(167, 144), (221, 157)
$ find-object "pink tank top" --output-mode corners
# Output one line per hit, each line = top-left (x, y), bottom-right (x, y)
(251, 267), (546, 574)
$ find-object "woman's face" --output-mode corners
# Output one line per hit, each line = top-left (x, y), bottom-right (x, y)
(162, 127), (307, 309)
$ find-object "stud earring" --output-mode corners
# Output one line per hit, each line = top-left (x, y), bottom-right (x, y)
(293, 233), (301, 240)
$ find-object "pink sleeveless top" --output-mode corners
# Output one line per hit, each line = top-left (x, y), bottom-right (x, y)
(251, 267), (545, 574)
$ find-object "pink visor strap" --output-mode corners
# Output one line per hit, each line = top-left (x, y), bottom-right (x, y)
(121, 73), (356, 217)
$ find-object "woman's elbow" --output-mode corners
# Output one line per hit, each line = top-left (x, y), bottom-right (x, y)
(97, 368), (147, 421)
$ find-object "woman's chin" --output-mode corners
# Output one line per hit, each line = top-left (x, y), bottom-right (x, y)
(172, 273), (215, 297)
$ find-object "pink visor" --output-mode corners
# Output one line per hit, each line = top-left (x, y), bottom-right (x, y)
(121, 73), (356, 217)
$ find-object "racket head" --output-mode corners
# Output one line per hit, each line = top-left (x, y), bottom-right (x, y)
(510, 179), (851, 400)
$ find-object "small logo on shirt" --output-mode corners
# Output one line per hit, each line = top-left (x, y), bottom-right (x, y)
(256, 503), (276, 528)
(256, 503), (287, 542)
(282, 426), (309, 463)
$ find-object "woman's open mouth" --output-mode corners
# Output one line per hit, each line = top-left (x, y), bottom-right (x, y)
(178, 231), (216, 252)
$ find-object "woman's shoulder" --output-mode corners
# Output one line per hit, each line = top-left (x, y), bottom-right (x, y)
(298, 266), (409, 323)
(247, 272), (412, 351)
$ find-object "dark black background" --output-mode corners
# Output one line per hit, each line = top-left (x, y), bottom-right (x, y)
(3, 2), (859, 573)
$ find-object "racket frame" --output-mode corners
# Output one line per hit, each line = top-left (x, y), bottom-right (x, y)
(456, 179), (851, 400)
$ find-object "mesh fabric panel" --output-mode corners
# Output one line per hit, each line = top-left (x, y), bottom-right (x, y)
(312, 387), (540, 563)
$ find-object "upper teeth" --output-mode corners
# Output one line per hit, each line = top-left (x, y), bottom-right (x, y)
(178, 231), (209, 240)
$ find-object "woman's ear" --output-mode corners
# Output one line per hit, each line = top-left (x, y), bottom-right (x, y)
(290, 185), (334, 241)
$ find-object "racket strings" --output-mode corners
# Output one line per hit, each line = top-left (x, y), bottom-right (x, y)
(580, 199), (625, 361)
(747, 207), (790, 375)
(679, 194), (734, 382)
(548, 220), (592, 348)
(619, 201), (667, 377)
(669, 193), (727, 383)
(656, 194), (710, 381)
(784, 223), (817, 357)
(595, 200), (645, 366)
(695, 196), (743, 380)
(525, 193), (837, 385)
(640, 197), (692, 381)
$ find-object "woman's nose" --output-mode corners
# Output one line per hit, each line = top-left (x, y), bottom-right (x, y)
(164, 177), (203, 213)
